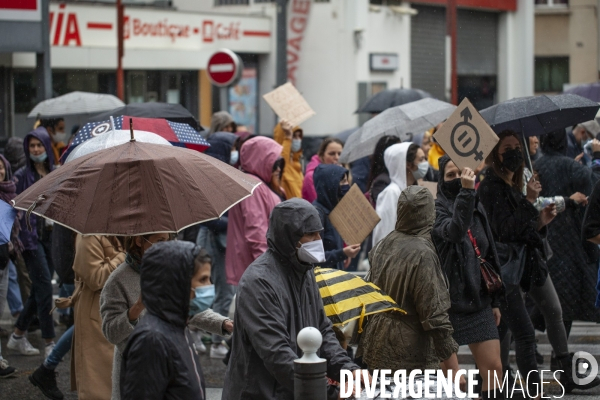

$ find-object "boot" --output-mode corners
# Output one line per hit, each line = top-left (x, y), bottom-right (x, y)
(555, 353), (600, 393)
(29, 364), (64, 400)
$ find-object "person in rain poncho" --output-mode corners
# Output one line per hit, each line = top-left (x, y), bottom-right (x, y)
(223, 198), (367, 400)
(225, 136), (282, 286)
(273, 119), (304, 199)
(372, 142), (428, 246)
(301, 138), (343, 203)
(359, 186), (460, 376)
(312, 164), (361, 270)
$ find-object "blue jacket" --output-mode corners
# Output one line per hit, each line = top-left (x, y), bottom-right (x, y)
(312, 164), (348, 270)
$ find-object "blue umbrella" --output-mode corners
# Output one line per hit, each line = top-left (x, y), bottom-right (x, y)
(0, 200), (17, 245)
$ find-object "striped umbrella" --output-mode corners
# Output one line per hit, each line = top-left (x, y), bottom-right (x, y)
(314, 267), (405, 332)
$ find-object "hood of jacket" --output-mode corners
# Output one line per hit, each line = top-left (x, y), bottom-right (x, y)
(208, 111), (233, 136)
(313, 163), (348, 212)
(240, 136), (283, 183)
(436, 155), (454, 202)
(385, 142), (412, 190)
(23, 127), (55, 171)
(266, 198), (323, 275)
(541, 128), (568, 156)
(273, 123), (303, 149)
(140, 241), (200, 328)
(205, 132), (237, 164)
(395, 185), (435, 236)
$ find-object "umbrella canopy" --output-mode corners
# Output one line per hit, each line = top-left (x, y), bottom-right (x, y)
(65, 129), (171, 162)
(314, 267), (405, 331)
(0, 201), (16, 245)
(13, 141), (260, 236)
(88, 102), (202, 131)
(61, 116), (209, 163)
(356, 88), (432, 114)
(340, 98), (456, 163)
(480, 94), (600, 137)
(564, 82), (600, 102)
(28, 91), (125, 118)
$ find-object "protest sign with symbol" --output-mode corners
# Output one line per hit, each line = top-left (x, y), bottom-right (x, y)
(263, 82), (316, 127)
(433, 98), (499, 171)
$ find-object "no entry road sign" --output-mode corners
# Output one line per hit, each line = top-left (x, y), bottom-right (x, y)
(207, 49), (242, 87)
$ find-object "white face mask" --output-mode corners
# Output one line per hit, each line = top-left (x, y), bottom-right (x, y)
(412, 161), (429, 180)
(291, 139), (302, 153)
(53, 131), (68, 144)
(229, 150), (239, 165)
(297, 239), (326, 264)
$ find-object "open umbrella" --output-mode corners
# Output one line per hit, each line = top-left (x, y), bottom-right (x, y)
(13, 141), (260, 236)
(564, 82), (600, 103)
(88, 103), (202, 131)
(334, 127), (359, 144)
(340, 98), (456, 163)
(356, 88), (432, 114)
(61, 116), (209, 163)
(28, 91), (125, 118)
(0, 201), (17, 245)
(314, 267), (405, 331)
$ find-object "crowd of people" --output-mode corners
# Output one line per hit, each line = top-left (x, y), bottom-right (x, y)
(0, 109), (599, 400)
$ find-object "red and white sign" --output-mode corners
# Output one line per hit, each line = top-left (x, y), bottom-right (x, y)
(207, 49), (241, 87)
(370, 53), (399, 72)
(0, 0), (41, 21)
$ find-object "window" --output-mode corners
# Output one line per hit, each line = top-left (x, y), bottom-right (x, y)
(535, 57), (569, 92)
(534, 0), (569, 6)
(215, 0), (249, 5)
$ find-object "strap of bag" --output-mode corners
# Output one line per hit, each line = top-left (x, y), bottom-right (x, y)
(467, 229), (484, 261)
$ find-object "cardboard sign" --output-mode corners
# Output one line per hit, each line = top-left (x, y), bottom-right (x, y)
(433, 98), (499, 171)
(263, 82), (316, 126)
(329, 184), (381, 245)
(418, 180), (438, 199)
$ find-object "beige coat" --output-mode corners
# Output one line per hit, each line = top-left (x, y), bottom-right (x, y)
(71, 235), (125, 399)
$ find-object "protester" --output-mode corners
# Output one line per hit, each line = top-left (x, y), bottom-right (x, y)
(225, 136), (282, 286)
(223, 198), (368, 400)
(478, 130), (557, 397)
(312, 164), (361, 270)
(529, 136), (540, 161)
(372, 142), (427, 245)
(51, 225), (76, 328)
(583, 180), (600, 306)
(8, 127), (55, 357)
(366, 135), (401, 207)
(209, 111), (235, 137)
(301, 138), (343, 203)
(273, 119), (304, 199)
(39, 118), (68, 165)
(4, 137), (26, 173)
(432, 156), (504, 399)
(427, 124), (446, 171)
(568, 123), (594, 162)
(359, 186), (461, 378)
(412, 130), (437, 181)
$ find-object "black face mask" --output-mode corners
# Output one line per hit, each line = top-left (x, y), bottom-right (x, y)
(338, 184), (350, 200)
(442, 178), (462, 198)
(501, 148), (524, 172)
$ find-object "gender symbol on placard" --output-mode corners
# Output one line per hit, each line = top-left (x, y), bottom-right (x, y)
(450, 107), (484, 162)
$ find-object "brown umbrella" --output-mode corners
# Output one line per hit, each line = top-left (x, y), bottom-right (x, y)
(12, 141), (260, 235)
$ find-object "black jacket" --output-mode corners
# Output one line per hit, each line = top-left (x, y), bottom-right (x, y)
(120, 241), (205, 400)
(312, 164), (348, 270)
(433, 157), (501, 314)
(51, 225), (75, 285)
(222, 198), (358, 400)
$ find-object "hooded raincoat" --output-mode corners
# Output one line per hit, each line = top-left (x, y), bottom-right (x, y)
(225, 136), (282, 285)
(302, 154), (321, 203)
(360, 186), (458, 372)
(372, 142), (412, 246)
(313, 164), (348, 270)
(274, 123), (304, 199)
(222, 199), (359, 400)
(120, 241), (206, 400)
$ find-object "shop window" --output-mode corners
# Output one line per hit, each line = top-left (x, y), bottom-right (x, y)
(13, 71), (36, 114)
(215, 0), (250, 5)
(534, 0), (569, 6)
(535, 57), (569, 93)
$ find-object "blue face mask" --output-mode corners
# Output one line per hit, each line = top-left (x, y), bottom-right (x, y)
(230, 150), (239, 165)
(291, 139), (302, 153)
(30, 152), (47, 164)
(189, 285), (215, 316)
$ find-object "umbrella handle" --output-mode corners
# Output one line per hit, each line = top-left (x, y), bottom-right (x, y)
(25, 194), (45, 232)
(521, 132), (534, 172)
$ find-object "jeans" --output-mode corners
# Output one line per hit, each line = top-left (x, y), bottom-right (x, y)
(499, 284), (540, 394)
(7, 261), (23, 316)
(15, 243), (55, 339)
(44, 325), (73, 370)
(57, 283), (74, 316)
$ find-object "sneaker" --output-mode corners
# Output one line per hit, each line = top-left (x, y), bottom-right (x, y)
(210, 343), (229, 359)
(0, 359), (16, 379)
(190, 330), (207, 353)
(29, 364), (64, 400)
(44, 342), (56, 359)
(195, 341), (207, 354)
(7, 333), (40, 356)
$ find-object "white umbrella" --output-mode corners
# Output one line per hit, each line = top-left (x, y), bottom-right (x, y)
(340, 98), (456, 163)
(28, 91), (125, 118)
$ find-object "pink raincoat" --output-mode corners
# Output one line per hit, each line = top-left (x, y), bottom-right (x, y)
(301, 154), (321, 203)
(225, 137), (282, 285)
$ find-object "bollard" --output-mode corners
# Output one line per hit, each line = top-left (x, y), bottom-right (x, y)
(294, 327), (328, 400)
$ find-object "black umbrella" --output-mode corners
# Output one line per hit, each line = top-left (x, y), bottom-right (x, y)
(356, 88), (433, 114)
(88, 102), (202, 131)
(564, 82), (600, 102)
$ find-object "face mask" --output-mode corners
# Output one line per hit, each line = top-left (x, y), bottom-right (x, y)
(53, 131), (68, 144)
(412, 161), (429, 180)
(442, 178), (462, 198)
(501, 148), (523, 172)
(291, 139), (302, 153)
(30, 152), (47, 164)
(189, 285), (215, 316)
(229, 150), (239, 165)
(297, 239), (326, 264)
(338, 184), (350, 199)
